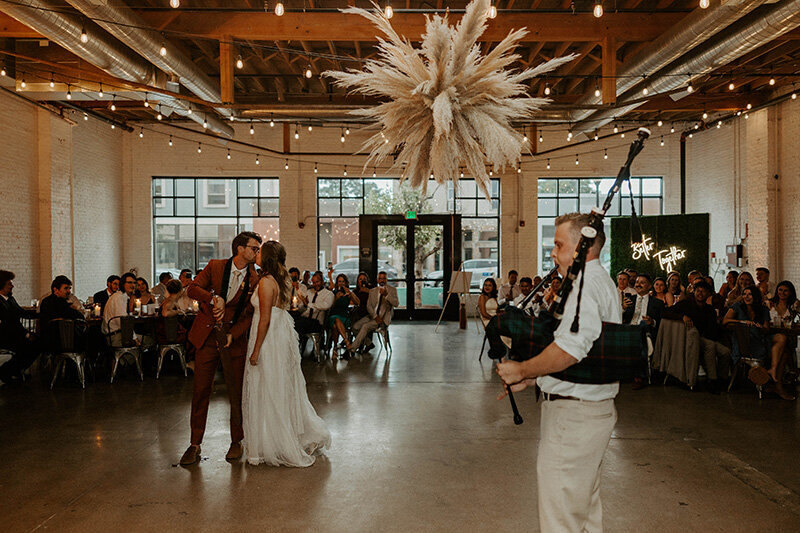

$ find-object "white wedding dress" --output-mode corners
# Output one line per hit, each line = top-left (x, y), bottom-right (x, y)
(242, 288), (330, 467)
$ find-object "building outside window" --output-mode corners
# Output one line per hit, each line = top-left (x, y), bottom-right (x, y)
(152, 177), (279, 279)
(536, 177), (663, 275)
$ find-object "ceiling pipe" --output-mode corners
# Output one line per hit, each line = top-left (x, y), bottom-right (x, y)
(0, 0), (233, 137)
(572, 0), (800, 134)
(568, 0), (766, 125)
(64, 0), (231, 119)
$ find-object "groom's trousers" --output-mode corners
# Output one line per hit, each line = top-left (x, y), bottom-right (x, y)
(190, 334), (246, 445)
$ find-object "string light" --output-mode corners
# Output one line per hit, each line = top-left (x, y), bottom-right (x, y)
(746, 103), (752, 110)
(314, 163), (318, 174)
(744, 113), (749, 120)
(621, 132), (625, 138)
(156, 105), (162, 120)
(384, 0), (393, 19)
(111, 124), (115, 130)
(717, 120), (722, 128)
(305, 66), (313, 79)
(249, 120), (255, 135)
(694, 123), (700, 129)
(345, 127), (350, 135)
(170, 0), (180, 8)
(308, 124), (313, 132)
(160, 42), (167, 57)
(522, 131), (528, 143)
(594, 80), (600, 98)
(269, 114), (275, 127)
(517, 162), (522, 174)
(546, 159), (550, 169)
(49, 75), (54, 88)
(544, 83), (551, 96)
(236, 55), (244, 69)
(80, 26), (88, 43)
(702, 110), (708, 120)
(699, 0), (710, 8)
(670, 124), (675, 133)
(110, 96), (115, 111)
(20, 78), (26, 89)
(143, 93), (149, 107)
(197, 142), (202, 153)
(343, 166), (348, 177)
(340, 129), (346, 143)
(657, 119), (663, 127)
(168, 135), (173, 147)
(488, 0), (497, 19)
(660, 136), (664, 146)
(538, 132), (543, 143)
(284, 159), (289, 170)
(227, 148), (231, 160)
(603, 149), (608, 160)
(593, 0), (603, 18)
(769, 77), (776, 86)
(575, 154), (579, 166)
(66, 85), (72, 99)
(0, 66), (5, 76)
(256, 154), (260, 165)
(593, 131), (599, 141)
(566, 131), (572, 141)
(294, 125), (299, 139)
(98, 84), (103, 98)
(139, 127), (144, 138)
(373, 168), (377, 178)
(613, 123), (618, 134)
(460, 168), (464, 178)
(203, 116), (208, 129)
(642, 86), (649, 96)
(729, 81), (735, 91)
(274, 1), (285, 16)
(83, 112), (88, 121)
(689, 133), (693, 138)
(187, 107), (192, 115)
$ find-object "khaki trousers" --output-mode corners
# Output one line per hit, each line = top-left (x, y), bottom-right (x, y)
(537, 398), (617, 533)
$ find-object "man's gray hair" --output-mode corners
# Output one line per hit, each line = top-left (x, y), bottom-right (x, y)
(554, 212), (606, 252)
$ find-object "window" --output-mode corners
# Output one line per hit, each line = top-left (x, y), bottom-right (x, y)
(536, 177), (663, 275)
(153, 178), (279, 278)
(317, 177), (501, 285)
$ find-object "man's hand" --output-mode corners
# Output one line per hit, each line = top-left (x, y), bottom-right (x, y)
(497, 378), (536, 400)
(682, 315), (694, 329)
(224, 334), (233, 348)
(379, 286), (387, 295)
(622, 296), (633, 309)
(212, 295), (225, 322)
(643, 316), (654, 326)
(496, 359), (527, 386)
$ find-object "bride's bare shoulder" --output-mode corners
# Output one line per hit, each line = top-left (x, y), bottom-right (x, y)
(258, 274), (279, 290)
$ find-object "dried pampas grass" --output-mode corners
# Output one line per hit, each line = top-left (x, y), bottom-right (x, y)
(324, 0), (575, 197)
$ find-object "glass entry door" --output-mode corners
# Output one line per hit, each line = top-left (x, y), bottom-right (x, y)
(360, 214), (460, 320)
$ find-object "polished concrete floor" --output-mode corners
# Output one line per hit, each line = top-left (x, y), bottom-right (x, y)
(2, 321), (800, 532)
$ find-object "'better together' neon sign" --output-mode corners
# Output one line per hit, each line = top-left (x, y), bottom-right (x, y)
(631, 234), (687, 271)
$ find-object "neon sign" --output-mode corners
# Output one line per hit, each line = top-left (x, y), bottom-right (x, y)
(631, 234), (687, 271)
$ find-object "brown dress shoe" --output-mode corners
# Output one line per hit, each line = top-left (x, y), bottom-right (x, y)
(179, 445), (201, 466)
(226, 441), (243, 462)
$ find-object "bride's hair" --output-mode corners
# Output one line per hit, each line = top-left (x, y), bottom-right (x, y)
(259, 240), (291, 307)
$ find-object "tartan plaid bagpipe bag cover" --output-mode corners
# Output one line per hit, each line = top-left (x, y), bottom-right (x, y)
(485, 306), (646, 384)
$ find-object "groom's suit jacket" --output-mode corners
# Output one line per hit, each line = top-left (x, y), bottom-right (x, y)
(187, 258), (259, 353)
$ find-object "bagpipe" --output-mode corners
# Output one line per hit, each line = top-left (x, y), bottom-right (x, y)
(488, 128), (652, 423)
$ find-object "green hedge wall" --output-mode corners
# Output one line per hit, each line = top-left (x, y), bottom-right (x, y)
(610, 214), (709, 279)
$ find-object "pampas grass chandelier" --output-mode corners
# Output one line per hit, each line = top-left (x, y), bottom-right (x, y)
(324, 0), (575, 197)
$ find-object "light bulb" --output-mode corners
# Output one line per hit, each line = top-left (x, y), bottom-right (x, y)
(593, 1), (603, 18)
(294, 127), (299, 139)
(197, 143), (202, 153)
(84, 113), (88, 121)
(689, 133), (693, 138)
(373, 168), (377, 178)
(230, 115), (234, 122)
(170, 0), (180, 8)
(269, 116), (274, 127)
(308, 124), (313, 132)
(660, 137), (664, 146)
(546, 159), (551, 170)
(20, 78), (26, 89)
(80, 27), (88, 43)
(657, 120), (663, 127)
(694, 123), (699, 129)
(575, 155), (579, 166)
(523, 134), (528, 143)
(0, 67), (5, 76)
(594, 132), (599, 141)
(746, 103), (752, 110)
(702, 111), (708, 119)
(274, 2), (284, 16)
(49, 77), (55, 88)
(305, 67), (312, 79)
(187, 107), (192, 115)
(699, 0), (710, 8)
(203, 117), (208, 129)
(139, 128), (143, 138)
(792, 92), (797, 100)
(314, 164), (318, 174)
(717, 121), (722, 128)
(729, 82), (735, 91)
(769, 77), (775, 86)
(642, 87), (649, 95)
(284, 159), (289, 170)
(488, 4), (497, 18)
(621, 132), (625, 138)
(460, 169), (464, 178)
(340, 131), (345, 143)
(544, 83), (551, 96)
(744, 113), (749, 120)
(160, 43), (167, 56)
(236, 56), (244, 69)
(343, 167), (347, 176)
(144, 96), (149, 108)
(517, 163), (522, 174)
(603, 149), (608, 160)
(157, 109), (162, 121)
(66, 87), (72, 100)
(670, 125), (675, 133)
(98, 84), (103, 98)
(567, 131), (573, 141)
(169, 135), (173, 147)
(687, 83), (693, 93)
(256, 155), (260, 165)
(249, 121), (254, 135)
(111, 124), (115, 130)
(227, 149), (231, 160)
(489, 169), (493, 176)
(538, 134), (543, 143)
(613, 124), (618, 134)
(345, 127), (350, 135)
(110, 99), (116, 111)
(594, 86), (600, 97)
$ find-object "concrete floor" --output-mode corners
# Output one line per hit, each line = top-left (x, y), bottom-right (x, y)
(1, 322), (800, 532)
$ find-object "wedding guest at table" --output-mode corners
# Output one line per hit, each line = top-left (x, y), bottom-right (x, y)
(135, 277), (154, 305)
(498, 270), (521, 305)
(0, 270), (38, 384)
(92, 275), (120, 312)
(478, 278), (499, 328)
(158, 279), (191, 369)
(288, 267), (308, 310)
(756, 267), (772, 299)
(532, 275), (543, 288)
(725, 271), (755, 307)
(151, 272), (173, 302)
(295, 272), (333, 337)
(664, 281), (730, 393)
(179, 269), (193, 288)
(718, 270), (739, 301)
(653, 277), (669, 304)
(665, 271), (685, 306)
(39, 275), (85, 352)
(160, 280), (186, 318)
(302, 270), (312, 289)
(767, 281), (798, 400)
(103, 273), (136, 337)
(328, 274), (360, 358)
(703, 276), (725, 313)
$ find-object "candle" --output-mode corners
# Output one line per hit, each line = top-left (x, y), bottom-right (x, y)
(192, 300), (200, 313)
(94, 304), (101, 317)
(135, 298), (142, 315)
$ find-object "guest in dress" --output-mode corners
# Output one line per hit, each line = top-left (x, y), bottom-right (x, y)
(160, 280), (186, 318)
(665, 271), (685, 306)
(478, 278), (499, 328)
(653, 277), (669, 304)
(718, 270), (739, 301)
(135, 277), (154, 305)
(151, 272), (173, 302)
(353, 272), (372, 323)
(724, 271), (755, 307)
(327, 274), (360, 358)
(722, 286), (770, 368)
(92, 275), (120, 312)
(766, 281), (797, 400)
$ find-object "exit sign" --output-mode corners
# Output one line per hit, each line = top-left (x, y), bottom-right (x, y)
(405, 211), (417, 220)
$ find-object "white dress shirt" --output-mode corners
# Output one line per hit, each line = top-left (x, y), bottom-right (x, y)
(513, 292), (535, 311)
(102, 291), (130, 333)
(303, 287), (334, 323)
(498, 283), (522, 305)
(227, 264), (247, 302)
(630, 293), (649, 324)
(538, 259), (622, 401)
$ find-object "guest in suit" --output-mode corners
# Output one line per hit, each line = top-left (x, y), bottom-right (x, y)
(92, 275), (120, 312)
(353, 272), (372, 323)
(0, 270), (38, 383)
(179, 231), (261, 466)
(102, 273), (137, 338)
(294, 272), (334, 337)
(179, 268), (193, 288)
(39, 275), (85, 353)
(352, 271), (399, 353)
(498, 270), (521, 304)
(622, 273), (665, 390)
(150, 272), (173, 302)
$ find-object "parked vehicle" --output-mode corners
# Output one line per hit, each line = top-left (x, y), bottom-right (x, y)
(330, 258), (399, 285)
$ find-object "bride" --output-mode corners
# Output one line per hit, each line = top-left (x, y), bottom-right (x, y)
(243, 240), (330, 467)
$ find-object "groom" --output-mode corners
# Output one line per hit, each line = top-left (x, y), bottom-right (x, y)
(179, 231), (262, 466)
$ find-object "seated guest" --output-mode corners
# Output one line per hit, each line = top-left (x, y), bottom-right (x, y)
(352, 271), (399, 353)
(755, 267), (771, 299)
(294, 271), (333, 337)
(498, 270), (521, 304)
(353, 272), (373, 322)
(532, 275), (543, 288)
(92, 275), (120, 311)
(477, 278), (499, 328)
(626, 269), (639, 288)
(160, 280), (187, 318)
(616, 271), (636, 306)
(766, 281), (797, 400)
(665, 271), (685, 306)
(653, 277), (669, 304)
(0, 270), (38, 383)
(151, 272), (173, 302)
(724, 271), (755, 307)
(178, 268), (193, 288)
(328, 274), (360, 358)
(541, 276), (562, 308)
(288, 267), (308, 310)
(623, 273), (665, 390)
(39, 275), (85, 352)
(302, 270), (312, 289)
(718, 270), (739, 301)
(703, 277), (725, 312)
(102, 273), (137, 337)
(512, 277), (535, 311)
(663, 281), (730, 393)
(723, 285), (770, 371)
(135, 277), (154, 305)
(157, 279), (191, 368)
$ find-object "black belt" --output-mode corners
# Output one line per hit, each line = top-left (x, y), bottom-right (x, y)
(541, 392), (580, 402)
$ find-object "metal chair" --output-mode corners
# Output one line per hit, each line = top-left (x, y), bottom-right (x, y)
(476, 304), (489, 361)
(156, 316), (187, 378)
(106, 315), (144, 383)
(48, 318), (89, 389)
(727, 323), (769, 399)
(376, 323), (392, 356)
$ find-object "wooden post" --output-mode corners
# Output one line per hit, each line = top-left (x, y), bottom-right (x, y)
(219, 36), (234, 105)
(283, 122), (291, 153)
(601, 37), (616, 105)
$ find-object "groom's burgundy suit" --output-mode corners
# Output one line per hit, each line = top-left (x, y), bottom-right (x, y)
(187, 258), (259, 446)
